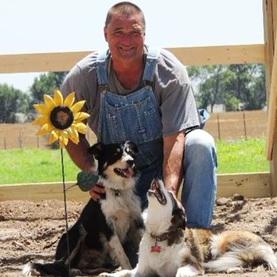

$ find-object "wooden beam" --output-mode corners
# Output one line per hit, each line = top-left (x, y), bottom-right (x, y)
(264, 0), (277, 196)
(216, 172), (271, 198)
(0, 44), (265, 74)
(266, 36), (277, 159)
(168, 44), (265, 66)
(0, 172), (271, 202)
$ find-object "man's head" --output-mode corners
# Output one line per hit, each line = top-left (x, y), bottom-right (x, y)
(104, 2), (145, 63)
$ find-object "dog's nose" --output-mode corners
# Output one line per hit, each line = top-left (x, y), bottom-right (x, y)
(126, 160), (134, 167)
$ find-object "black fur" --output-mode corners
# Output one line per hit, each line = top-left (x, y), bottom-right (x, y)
(23, 141), (142, 277)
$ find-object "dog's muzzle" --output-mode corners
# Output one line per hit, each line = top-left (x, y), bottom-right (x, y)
(114, 160), (136, 178)
(148, 179), (167, 205)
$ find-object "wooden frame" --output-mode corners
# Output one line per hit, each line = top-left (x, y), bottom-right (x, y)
(0, 0), (276, 199)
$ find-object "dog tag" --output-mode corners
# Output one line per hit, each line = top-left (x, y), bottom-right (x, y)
(77, 171), (99, 191)
(151, 241), (161, 253)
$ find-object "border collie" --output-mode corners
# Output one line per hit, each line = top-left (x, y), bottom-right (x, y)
(100, 179), (277, 277)
(22, 141), (144, 277)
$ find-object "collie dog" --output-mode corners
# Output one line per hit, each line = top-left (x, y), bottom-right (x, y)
(23, 141), (143, 277)
(100, 179), (277, 276)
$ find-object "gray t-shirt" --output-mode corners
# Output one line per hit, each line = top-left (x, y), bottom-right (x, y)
(61, 48), (200, 136)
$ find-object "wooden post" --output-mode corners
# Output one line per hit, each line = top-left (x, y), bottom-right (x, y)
(217, 113), (221, 140)
(263, 0), (277, 196)
(243, 112), (247, 139)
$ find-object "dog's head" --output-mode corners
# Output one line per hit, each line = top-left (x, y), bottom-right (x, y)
(146, 178), (186, 231)
(88, 141), (138, 190)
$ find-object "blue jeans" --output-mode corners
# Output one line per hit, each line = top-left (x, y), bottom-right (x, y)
(135, 129), (217, 228)
(182, 129), (217, 227)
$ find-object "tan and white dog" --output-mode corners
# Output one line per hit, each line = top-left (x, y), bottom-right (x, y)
(100, 178), (277, 277)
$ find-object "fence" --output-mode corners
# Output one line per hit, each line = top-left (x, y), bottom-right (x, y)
(0, 110), (267, 149)
(205, 110), (267, 140)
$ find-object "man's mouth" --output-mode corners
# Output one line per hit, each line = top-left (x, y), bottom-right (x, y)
(114, 167), (134, 178)
(148, 179), (167, 205)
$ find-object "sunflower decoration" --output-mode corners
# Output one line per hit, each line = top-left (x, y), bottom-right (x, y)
(32, 89), (90, 270)
(33, 89), (89, 147)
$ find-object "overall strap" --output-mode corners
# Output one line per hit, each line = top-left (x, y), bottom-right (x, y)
(142, 48), (160, 85)
(96, 50), (109, 87)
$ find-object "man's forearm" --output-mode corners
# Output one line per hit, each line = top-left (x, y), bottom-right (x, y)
(65, 134), (95, 172)
(163, 131), (185, 195)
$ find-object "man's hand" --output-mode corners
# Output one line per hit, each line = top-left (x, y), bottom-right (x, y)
(89, 183), (106, 201)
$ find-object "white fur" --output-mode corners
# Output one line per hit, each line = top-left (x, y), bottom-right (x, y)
(176, 264), (201, 277)
(100, 180), (277, 277)
(206, 235), (277, 272)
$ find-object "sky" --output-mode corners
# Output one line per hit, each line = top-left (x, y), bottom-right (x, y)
(0, 0), (264, 92)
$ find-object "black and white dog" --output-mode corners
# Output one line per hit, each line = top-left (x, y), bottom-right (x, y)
(100, 179), (277, 277)
(22, 141), (144, 277)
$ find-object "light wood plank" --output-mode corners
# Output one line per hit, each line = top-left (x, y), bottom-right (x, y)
(0, 172), (271, 202)
(168, 44), (265, 66)
(217, 172), (271, 198)
(266, 32), (277, 159)
(0, 44), (264, 74)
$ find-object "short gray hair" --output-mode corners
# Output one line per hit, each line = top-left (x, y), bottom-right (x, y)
(105, 1), (145, 31)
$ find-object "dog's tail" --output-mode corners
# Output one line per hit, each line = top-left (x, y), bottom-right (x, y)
(22, 260), (69, 277)
(204, 242), (277, 272)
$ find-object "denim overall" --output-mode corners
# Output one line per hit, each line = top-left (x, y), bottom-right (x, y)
(96, 50), (217, 227)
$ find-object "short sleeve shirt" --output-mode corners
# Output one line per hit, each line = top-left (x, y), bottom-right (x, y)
(61, 48), (200, 136)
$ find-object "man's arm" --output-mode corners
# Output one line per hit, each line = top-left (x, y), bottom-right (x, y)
(65, 134), (95, 172)
(163, 131), (185, 196)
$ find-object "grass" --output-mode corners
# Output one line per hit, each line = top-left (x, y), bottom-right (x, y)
(216, 138), (269, 173)
(0, 138), (269, 184)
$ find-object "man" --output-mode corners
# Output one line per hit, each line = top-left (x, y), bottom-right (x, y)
(61, 1), (217, 228)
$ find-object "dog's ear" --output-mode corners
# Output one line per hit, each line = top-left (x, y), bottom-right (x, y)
(125, 141), (138, 155)
(88, 142), (103, 160)
(172, 207), (186, 229)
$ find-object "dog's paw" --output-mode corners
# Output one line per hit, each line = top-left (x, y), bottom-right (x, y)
(22, 263), (40, 276)
(98, 269), (132, 277)
(98, 273), (114, 277)
(176, 265), (201, 277)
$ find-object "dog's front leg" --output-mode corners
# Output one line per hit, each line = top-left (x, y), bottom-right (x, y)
(98, 268), (134, 277)
(109, 234), (132, 270)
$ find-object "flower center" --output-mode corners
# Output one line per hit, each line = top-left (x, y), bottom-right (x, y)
(50, 106), (74, 130)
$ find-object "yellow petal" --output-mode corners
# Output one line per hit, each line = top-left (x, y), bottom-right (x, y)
(74, 122), (87, 134)
(36, 123), (52, 136)
(32, 115), (49, 126)
(74, 112), (90, 122)
(33, 103), (49, 114)
(59, 135), (68, 146)
(64, 92), (76, 107)
(43, 94), (56, 109)
(68, 129), (80, 144)
(53, 89), (64, 106)
(48, 130), (59, 144)
(71, 100), (85, 113)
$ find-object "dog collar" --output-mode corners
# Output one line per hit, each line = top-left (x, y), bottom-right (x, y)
(149, 232), (171, 253)
(150, 232), (170, 242)
(110, 188), (121, 197)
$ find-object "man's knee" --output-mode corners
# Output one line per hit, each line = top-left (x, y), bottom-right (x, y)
(185, 129), (216, 165)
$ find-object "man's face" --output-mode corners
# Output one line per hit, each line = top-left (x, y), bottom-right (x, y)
(104, 12), (145, 62)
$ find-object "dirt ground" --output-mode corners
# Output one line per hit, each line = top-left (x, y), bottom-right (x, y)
(0, 195), (276, 277)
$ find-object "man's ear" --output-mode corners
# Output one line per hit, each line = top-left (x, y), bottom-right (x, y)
(104, 27), (108, 41)
(88, 142), (103, 160)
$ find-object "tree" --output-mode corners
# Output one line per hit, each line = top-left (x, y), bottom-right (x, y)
(188, 65), (230, 112)
(188, 64), (266, 111)
(0, 84), (30, 123)
(30, 71), (67, 106)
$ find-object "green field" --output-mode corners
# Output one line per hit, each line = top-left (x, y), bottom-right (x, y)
(0, 138), (269, 184)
